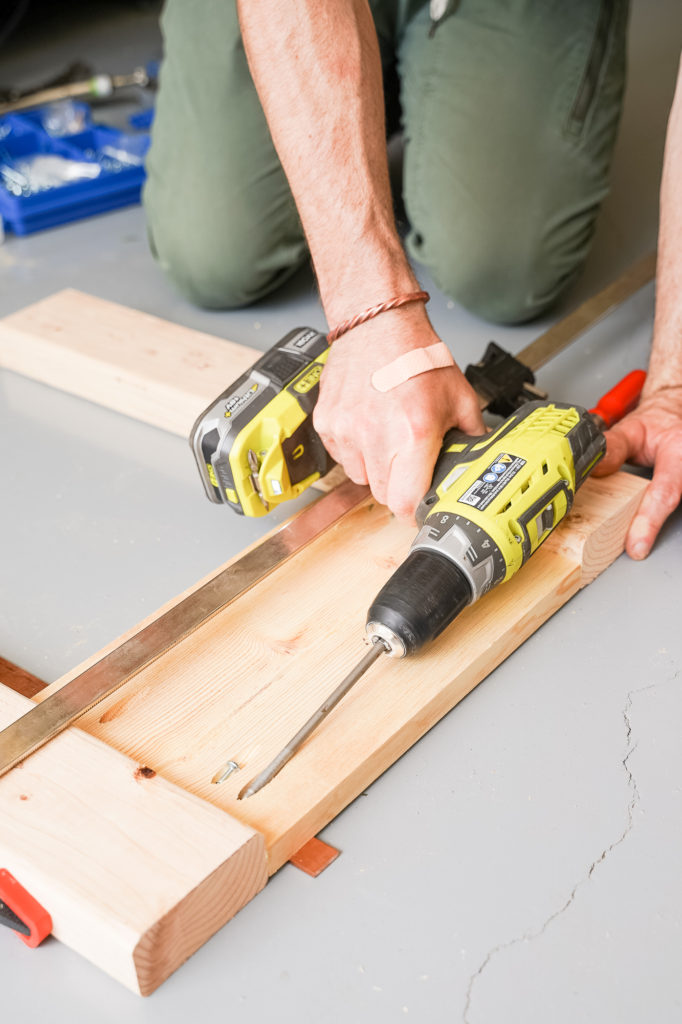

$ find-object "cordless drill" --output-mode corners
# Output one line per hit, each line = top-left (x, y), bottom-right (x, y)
(237, 398), (606, 796)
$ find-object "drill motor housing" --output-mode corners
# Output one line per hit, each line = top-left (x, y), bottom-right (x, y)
(366, 401), (605, 656)
(191, 334), (605, 657)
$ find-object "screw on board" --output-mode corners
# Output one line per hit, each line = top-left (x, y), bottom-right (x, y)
(211, 759), (241, 785)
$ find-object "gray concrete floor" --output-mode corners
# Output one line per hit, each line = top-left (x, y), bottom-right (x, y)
(1, 2), (681, 1021)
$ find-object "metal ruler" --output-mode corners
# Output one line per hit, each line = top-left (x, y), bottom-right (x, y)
(0, 252), (656, 778)
(0, 479), (370, 776)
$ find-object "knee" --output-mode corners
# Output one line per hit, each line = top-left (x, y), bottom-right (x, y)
(152, 232), (276, 310)
(409, 217), (584, 326)
(441, 243), (575, 326)
(145, 216), (298, 310)
(144, 185), (307, 310)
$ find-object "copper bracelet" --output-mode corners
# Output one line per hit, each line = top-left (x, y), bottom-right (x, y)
(326, 290), (430, 343)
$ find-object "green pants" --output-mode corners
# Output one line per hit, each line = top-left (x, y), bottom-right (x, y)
(144, 0), (629, 324)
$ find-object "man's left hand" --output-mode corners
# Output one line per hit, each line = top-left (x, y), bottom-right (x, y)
(592, 386), (682, 558)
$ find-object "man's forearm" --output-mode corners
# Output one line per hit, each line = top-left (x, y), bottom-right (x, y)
(646, 57), (682, 393)
(236, 0), (418, 324)
(238, 0), (485, 523)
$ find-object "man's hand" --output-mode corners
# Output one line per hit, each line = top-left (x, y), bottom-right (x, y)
(593, 56), (682, 560)
(593, 387), (682, 558)
(314, 306), (485, 520)
(237, 1), (483, 520)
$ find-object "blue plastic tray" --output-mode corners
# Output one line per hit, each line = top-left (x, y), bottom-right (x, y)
(0, 103), (150, 235)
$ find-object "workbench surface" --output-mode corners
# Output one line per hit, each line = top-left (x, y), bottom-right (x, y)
(1, 3), (681, 1021)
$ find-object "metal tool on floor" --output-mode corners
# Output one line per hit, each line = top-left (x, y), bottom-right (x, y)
(0, 254), (654, 779)
(0, 63), (158, 116)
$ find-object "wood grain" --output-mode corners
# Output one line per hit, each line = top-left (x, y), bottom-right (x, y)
(0, 687), (267, 995)
(0, 290), (647, 991)
(0, 288), (345, 489)
(38, 473), (645, 874)
(0, 289), (259, 436)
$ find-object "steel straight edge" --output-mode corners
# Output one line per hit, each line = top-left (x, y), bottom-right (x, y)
(0, 480), (370, 778)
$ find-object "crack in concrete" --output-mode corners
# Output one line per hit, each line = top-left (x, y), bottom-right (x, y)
(462, 683), (657, 1024)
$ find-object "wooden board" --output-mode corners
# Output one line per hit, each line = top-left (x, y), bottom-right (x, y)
(0, 289), (646, 990)
(0, 688), (267, 995)
(36, 473), (645, 877)
(0, 289), (346, 492)
(0, 289), (261, 437)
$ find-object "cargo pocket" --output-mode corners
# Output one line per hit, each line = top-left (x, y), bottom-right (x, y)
(565, 0), (618, 137)
(427, 0), (460, 37)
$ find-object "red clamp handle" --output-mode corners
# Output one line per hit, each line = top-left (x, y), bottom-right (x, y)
(0, 869), (52, 947)
(590, 369), (647, 429)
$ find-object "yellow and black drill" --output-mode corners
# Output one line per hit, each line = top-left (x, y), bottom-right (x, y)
(219, 394), (605, 797)
(190, 320), (651, 795)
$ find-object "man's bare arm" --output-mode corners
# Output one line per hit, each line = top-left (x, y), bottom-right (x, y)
(237, 0), (483, 518)
(595, 56), (682, 557)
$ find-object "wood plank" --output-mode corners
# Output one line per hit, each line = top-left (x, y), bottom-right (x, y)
(0, 291), (648, 989)
(0, 288), (344, 491)
(0, 687), (267, 996)
(0, 289), (260, 437)
(37, 472), (645, 875)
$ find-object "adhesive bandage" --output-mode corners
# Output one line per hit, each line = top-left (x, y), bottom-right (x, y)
(370, 342), (455, 392)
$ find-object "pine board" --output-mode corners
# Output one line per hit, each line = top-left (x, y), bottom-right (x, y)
(0, 289), (646, 991)
(38, 472), (645, 876)
(0, 289), (345, 491)
(0, 289), (260, 436)
(0, 687), (267, 995)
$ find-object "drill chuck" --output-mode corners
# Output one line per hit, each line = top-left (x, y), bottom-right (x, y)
(366, 549), (472, 657)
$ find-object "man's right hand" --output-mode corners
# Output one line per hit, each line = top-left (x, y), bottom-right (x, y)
(313, 304), (485, 521)
(238, 0), (484, 517)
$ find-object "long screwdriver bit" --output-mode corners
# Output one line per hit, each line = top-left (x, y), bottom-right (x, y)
(238, 639), (388, 799)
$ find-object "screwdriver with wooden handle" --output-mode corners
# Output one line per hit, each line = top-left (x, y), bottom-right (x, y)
(238, 397), (612, 798)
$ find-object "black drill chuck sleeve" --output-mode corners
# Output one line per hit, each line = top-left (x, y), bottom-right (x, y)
(366, 549), (473, 656)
